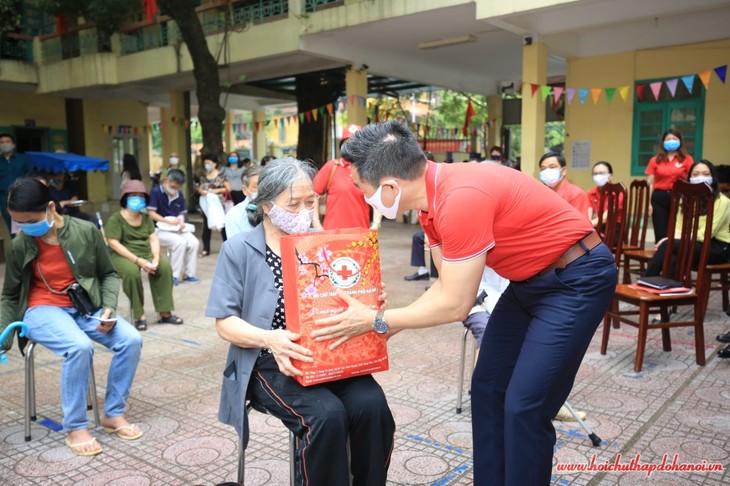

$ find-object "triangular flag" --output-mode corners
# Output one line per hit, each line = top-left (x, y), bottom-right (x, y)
(649, 81), (662, 100)
(304, 111), (312, 123)
(578, 88), (588, 105)
(714, 65), (727, 84)
(463, 99), (476, 137)
(540, 85), (551, 102)
(590, 88), (602, 105)
(530, 83), (540, 97)
(326, 103), (334, 116)
(618, 86), (631, 102)
(698, 70), (711, 89)
(265, 120), (271, 127)
(254, 121), (259, 132)
(636, 84), (646, 100)
(552, 86), (564, 106)
(298, 113), (304, 124)
(681, 75), (695, 92)
(311, 109), (318, 122)
(604, 88), (616, 104)
(566, 88), (576, 104)
(319, 106), (325, 118)
(666, 78), (678, 97)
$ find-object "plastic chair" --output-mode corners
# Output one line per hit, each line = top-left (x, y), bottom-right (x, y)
(24, 341), (100, 441)
(602, 180), (714, 371)
(238, 403), (297, 486)
(455, 327), (477, 414)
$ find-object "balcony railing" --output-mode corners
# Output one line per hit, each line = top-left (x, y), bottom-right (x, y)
(41, 27), (112, 64)
(0, 35), (33, 62)
(121, 23), (171, 54)
(232, 0), (288, 26)
(304, 0), (344, 13)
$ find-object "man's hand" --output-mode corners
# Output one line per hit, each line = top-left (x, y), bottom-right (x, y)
(312, 290), (375, 350)
(96, 308), (117, 334)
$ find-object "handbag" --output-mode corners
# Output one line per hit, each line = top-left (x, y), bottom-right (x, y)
(36, 259), (100, 316)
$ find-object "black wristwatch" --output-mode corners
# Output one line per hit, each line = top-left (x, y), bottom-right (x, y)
(373, 310), (389, 334)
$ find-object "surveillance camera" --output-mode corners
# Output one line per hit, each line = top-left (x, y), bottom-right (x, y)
(523, 36), (533, 46)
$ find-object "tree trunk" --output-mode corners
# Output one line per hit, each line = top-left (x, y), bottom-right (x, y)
(296, 70), (345, 168)
(158, 0), (224, 158)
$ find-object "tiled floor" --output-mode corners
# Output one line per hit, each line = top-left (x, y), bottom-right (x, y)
(0, 220), (728, 485)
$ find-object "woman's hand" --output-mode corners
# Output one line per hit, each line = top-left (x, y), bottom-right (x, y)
(377, 282), (387, 310)
(264, 329), (314, 377)
(96, 308), (117, 334)
(312, 290), (376, 350)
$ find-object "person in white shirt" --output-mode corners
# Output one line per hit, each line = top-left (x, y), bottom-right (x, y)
(224, 165), (260, 239)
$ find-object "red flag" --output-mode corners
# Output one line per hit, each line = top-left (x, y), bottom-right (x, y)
(463, 99), (476, 137)
(143, 0), (158, 22)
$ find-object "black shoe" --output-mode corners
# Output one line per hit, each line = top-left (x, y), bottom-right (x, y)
(717, 331), (730, 343)
(404, 272), (430, 281)
(718, 345), (730, 359)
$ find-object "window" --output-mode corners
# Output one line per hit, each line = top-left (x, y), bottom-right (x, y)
(631, 77), (704, 176)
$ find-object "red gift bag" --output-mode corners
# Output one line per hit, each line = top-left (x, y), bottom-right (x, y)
(281, 228), (389, 386)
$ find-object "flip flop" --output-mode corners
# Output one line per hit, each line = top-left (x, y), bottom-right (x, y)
(103, 424), (143, 440)
(134, 319), (148, 331)
(158, 314), (183, 325)
(65, 437), (103, 456)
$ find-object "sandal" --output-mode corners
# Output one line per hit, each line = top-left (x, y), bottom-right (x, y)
(103, 424), (143, 441)
(158, 314), (183, 325)
(65, 437), (103, 457)
(134, 319), (148, 331)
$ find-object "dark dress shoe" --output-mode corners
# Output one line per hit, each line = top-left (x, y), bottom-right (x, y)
(404, 272), (430, 281)
(717, 331), (730, 343)
(718, 345), (730, 359)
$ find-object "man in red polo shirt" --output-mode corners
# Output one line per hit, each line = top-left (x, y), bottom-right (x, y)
(312, 124), (382, 230)
(539, 151), (590, 220)
(313, 121), (617, 486)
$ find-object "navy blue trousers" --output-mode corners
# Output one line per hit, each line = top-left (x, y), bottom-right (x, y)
(472, 242), (617, 486)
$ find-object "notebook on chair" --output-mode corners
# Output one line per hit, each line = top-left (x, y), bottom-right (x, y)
(636, 276), (685, 290)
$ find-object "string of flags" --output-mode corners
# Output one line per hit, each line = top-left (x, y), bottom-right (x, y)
(526, 64), (727, 106)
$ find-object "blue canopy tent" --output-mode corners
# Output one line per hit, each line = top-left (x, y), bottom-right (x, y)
(25, 152), (109, 173)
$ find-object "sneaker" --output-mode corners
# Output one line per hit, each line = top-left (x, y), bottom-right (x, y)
(172, 277), (179, 286)
(183, 276), (200, 284)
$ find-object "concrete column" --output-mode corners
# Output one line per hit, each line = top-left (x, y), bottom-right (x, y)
(345, 66), (368, 127)
(252, 110), (267, 161)
(487, 95), (503, 150)
(520, 41), (547, 176)
(224, 110), (235, 153)
(162, 91), (187, 168)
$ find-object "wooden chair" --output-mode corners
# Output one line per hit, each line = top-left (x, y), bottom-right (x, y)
(706, 261), (730, 313)
(601, 180), (714, 372)
(621, 180), (652, 283)
(596, 181), (628, 264)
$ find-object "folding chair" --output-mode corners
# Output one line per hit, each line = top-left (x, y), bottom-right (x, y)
(602, 180), (714, 371)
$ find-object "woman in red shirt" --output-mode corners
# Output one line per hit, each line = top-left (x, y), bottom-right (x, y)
(645, 129), (694, 242)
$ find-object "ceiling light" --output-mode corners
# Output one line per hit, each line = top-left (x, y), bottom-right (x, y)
(418, 35), (476, 50)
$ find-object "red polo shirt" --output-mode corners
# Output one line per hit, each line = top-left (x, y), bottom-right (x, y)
(313, 158), (370, 230)
(645, 154), (694, 190)
(555, 179), (590, 220)
(418, 161), (593, 281)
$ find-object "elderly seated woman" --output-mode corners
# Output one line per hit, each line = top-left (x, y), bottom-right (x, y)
(206, 157), (395, 485)
(106, 180), (182, 331)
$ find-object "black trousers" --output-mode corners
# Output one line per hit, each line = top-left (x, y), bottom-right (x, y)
(201, 212), (227, 253)
(248, 353), (395, 486)
(410, 230), (439, 278)
(651, 189), (672, 242)
(644, 238), (730, 277)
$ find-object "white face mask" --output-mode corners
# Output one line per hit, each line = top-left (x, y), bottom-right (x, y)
(169, 156), (179, 166)
(539, 168), (562, 188)
(592, 174), (610, 187)
(690, 176), (713, 185)
(364, 181), (401, 220)
(205, 163), (215, 173)
(0, 142), (14, 153)
(164, 184), (178, 196)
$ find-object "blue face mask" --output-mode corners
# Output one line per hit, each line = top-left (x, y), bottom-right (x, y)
(228, 156), (239, 164)
(126, 195), (147, 212)
(663, 139), (681, 152)
(18, 208), (54, 237)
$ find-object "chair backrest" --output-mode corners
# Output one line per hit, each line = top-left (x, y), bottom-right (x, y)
(662, 180), (715, 300)
(597, 181), (628, 264)
(625, 179), (650, 248)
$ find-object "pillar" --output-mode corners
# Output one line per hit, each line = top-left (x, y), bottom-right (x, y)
(487, 95), (503, 151)
(252, 110), (267, 161)
(520, 41), (547, 176)
(345, 66), (368, 128)
(224, 110), (235, 153)
(161, 91), (187, 170)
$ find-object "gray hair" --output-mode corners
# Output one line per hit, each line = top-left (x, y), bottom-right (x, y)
(247, 157), (317, 226)
(167, 168), (186, 185)
(340, 120), (427, 187)
(241, 165), (261, 186)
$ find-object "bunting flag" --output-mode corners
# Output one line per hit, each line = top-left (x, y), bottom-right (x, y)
(681, 74), (695, 92)
(698, 70), (712, 89)
(463, 99), (476, 137)
(636, 84), (647, 100)
(715, 65), (727, 83)
(649, 81), (662, 100)
(590, 88), (602, 105)
(666, 78), (678, 97)
(578, 89), (588, 105)
(604, 87), (616, 104)
(618, 86), (631, 102)
(540, 85), (551, 102)
(530, 83), (540, 97)
(566, 88), (576, 104)
(552, 86), (564, 106)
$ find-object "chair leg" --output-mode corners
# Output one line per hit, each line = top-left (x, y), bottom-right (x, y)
(87, 364), (100, 428)
(601, 300), (616, 355)
(237, 440), (245, 486)
(695, 320), (706, 366)
(634, 305), (649, 372)
(455, 327), (469, 414)
(24, 342), (36, 442)
(289, 431), (299, 486)
(661, 328), (672, 352)
(722, 271), (729, 312)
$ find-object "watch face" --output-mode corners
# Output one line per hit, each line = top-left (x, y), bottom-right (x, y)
(373, 319), (389, 334)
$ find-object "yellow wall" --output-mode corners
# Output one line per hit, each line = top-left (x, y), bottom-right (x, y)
(0, 89), (66, 132)
(82, 99), (150, 202)
(565, 38), (730, 191)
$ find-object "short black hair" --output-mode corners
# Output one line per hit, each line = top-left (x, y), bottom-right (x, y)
(539, 151), (566, 168)
(120, 192), (150, 208)
(8, 177), (53, 212)
(203, 153), (218, 164)
(0, 132), (15, 143)
(592, 161), (613, 174)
